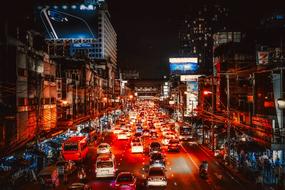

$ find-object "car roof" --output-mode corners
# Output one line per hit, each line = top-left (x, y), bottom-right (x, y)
(118, 171), (132, 176)
(99, 143), (110, 146)
(149, 167), (164, 172)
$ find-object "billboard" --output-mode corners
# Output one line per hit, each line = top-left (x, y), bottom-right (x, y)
(185, 81), (199, 117)
(169, 57), (198, 75)
(35, 4), (98, 39)
(180, 75), (202, 82)
(256, 51), (269, 65)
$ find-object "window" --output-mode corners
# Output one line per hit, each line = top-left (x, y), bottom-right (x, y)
(18, 68), (27, 77)
(51, 98), (55, 104)
(18, 97), (27, 106)
(80, 142), (87, 151)
(64, 144), (78, 151)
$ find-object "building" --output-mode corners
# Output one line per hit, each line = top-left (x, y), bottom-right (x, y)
(37, 1), (117, 93)
(210, 23), (285, 163)
(121, 70), (140, 80)
(127, 79), (164, 100)
(179, 4), (229, 74)
(0, 28), (57, 155)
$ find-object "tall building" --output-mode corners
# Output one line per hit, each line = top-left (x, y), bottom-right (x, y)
(96, 4), (117, 65)
(39, 1), (117, 65)
(179, 4), (229, 74)
(36, 0), (117, 96)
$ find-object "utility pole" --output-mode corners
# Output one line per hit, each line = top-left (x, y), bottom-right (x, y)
(211, 75), (215, 151)
(226, 73), (231, 157)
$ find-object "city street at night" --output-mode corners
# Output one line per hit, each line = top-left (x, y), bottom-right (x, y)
(19, 103), (251, 190)
(1, 0), (285, 190)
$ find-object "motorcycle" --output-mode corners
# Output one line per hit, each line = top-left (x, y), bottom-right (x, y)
(199, 168), (208, 179)
(199, 161), (208, 179)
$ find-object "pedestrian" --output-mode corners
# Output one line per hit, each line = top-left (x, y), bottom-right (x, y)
(78, 167), (87, 183)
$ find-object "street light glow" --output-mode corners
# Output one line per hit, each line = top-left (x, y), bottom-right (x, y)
(203, 90), (212, 95)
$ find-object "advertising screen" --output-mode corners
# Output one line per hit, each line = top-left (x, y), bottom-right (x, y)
(35, 4), (98, 39)
(169, 57), (198, 75)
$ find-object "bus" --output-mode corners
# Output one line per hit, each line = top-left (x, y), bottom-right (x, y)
(62, 136), (88, 162)
(178, 125), (192, 141)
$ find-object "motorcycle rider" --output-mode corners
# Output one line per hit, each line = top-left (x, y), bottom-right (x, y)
(199, 161), (208, 178)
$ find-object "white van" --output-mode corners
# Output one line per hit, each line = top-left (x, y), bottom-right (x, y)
(95, 153), (117, 178)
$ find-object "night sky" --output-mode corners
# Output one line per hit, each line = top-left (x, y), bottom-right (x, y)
(2, 0), (285, 79)
(108, 0), (285, 79)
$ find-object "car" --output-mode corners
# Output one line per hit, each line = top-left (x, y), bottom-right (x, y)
(142, 129), (150, 137)
(68, 183), (91, 190)
(131, 142), (144, 153)
(149, 126), (156, 132)
(113, 127), (122, 134)
(149, 152), (165, 168)
(115, 172), (137, 190)
(97, 143), (111, 154)
(153, 122), (161, 128)
(162, 130), (172, 137)
(95, 153), (116, 178)
(150, 132), (158, 139)
(122, 129), (132, 138)
(118, 131), (128, 140)
(149, 142), (161, 154)
(146, 167), (167, 187)
(131, 137), (141, 146)
(134, 132), (142, 138)
(167, 139), (180, 152)
(136, 126), (143, 133)
(162, 136), (172, 146)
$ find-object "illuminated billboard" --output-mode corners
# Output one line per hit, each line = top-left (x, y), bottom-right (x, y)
(35, 4), (98, 39)
(169, 57), (198, 75)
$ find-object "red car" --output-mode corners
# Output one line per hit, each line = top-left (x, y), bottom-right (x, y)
(115, 172), (136, 190)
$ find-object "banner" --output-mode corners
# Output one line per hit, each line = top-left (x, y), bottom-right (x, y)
(257, 51), (269, 65)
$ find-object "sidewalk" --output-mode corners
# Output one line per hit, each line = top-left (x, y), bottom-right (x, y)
(199, 145), (282, 190)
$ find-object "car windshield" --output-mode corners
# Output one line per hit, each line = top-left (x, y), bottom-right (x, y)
(151, 154), (163, 160)
(117, 174), (133, 182)
(99, 145), (108, 148)
(149, 169), (164, 176)
(150, 142), (160, 148)
(64, 144), (78, 151)
(133, 143), (142, 146)
(97, 161), (113, 168)
(132, 138), (140, 142)
(169, 139), (179, 144)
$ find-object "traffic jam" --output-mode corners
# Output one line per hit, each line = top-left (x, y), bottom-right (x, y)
(23, 100), (218, 190)
(89, 100), (198, 190)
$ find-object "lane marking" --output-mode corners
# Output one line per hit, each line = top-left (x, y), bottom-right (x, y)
(181, 145), (199, 169)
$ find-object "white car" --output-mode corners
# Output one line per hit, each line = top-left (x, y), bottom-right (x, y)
(97, 143), (111, 154)
(118, 131), (128, 140)
(146, 167), (167, 187)
(153, 122), (161, 128)
(113, 127), (122, 134)
(131, 142), (144, 153)
(162, 137), (171, 146)
(122, 129), (131, 138)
